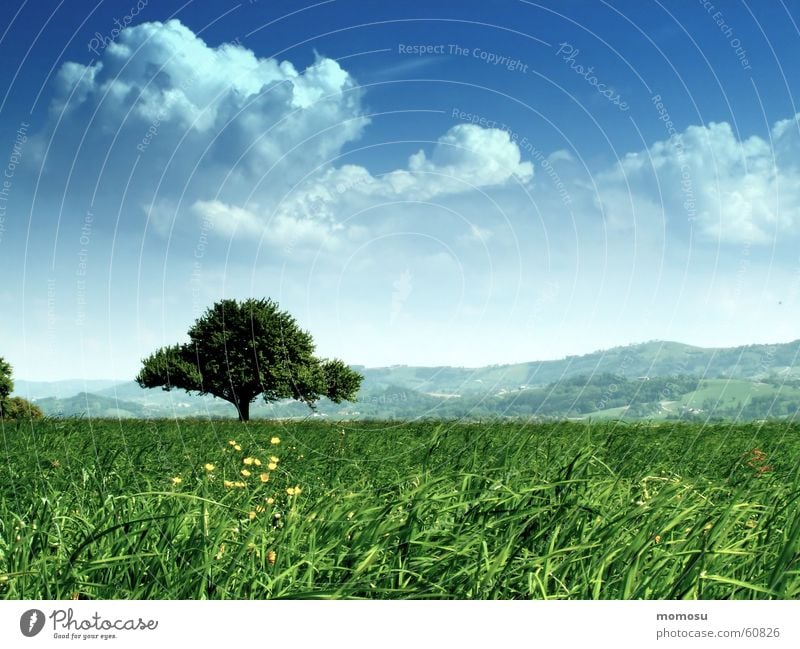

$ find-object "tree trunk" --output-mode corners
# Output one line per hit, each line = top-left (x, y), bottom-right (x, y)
(234, 398), (251, 422)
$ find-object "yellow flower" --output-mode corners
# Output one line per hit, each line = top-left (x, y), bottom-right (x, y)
(271, 437), (281, 445)
(241, 469), (251, 478)
(248, 511), (257, 520)
(255, 505), (266, 513)
(259, 473), (270, 483)
(346, 511), (355, 520)
(286, 485), (303, 496)
(204, 463), (215, 472)
(234, 481), (246, 488)
(269, 456), (279, 463)
(654, 535), (661, 544)
(265, 497), (275, 505)
(253, 458), (262, 466)
(267, 462), (278, 471)
(171, 476), (183, 485)
(267, 550), (276, 565)
(224, 480), (235, 488)
(228, 440), (237, 446)
(243, 457), (254, 466)
(224, 480), (247, 489)
(233, 444), (242, 451)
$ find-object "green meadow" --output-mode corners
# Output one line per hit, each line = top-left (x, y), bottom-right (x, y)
(1, 418), (799, 599)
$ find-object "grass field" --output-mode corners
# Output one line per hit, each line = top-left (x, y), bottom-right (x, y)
(1, 418), (799, 599)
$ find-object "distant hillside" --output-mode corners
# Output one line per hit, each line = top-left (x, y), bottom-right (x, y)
(14, 379), (125, 401)
(34, 393), (147, 419)
(16, 339), (800, 421)
(358, 339), (800, 394)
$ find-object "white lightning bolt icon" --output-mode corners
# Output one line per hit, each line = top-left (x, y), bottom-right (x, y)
(28, 612), (38, 632)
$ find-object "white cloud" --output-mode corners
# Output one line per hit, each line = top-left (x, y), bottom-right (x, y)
(47, 21), (534, 251)
(392, 124), (534, 199)
(191, 199), (339, 250)
(594, 115), (800, 243)
(50, 19), (368, 188)
(191, 124), (534, 247)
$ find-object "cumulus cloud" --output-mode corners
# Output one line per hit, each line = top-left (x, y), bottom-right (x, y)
(54, 19), (366, 169)
(594, 114), (800, 243)
(391, 124), (534, 199)
(35, 16), (371, 249)
(45, 20), (534, 251)
(192, 123), (534, 247)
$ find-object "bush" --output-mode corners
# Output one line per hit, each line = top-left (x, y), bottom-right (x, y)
(1, 396), (44, 421)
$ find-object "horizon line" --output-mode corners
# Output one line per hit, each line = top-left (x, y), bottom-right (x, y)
(14, 336), (800, 383)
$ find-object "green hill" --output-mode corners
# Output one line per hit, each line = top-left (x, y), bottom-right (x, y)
(20, 339), (800, 421)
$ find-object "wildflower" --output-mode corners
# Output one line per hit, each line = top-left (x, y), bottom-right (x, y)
(347, 511), (355, 520)
(241, 469), (251, 478)
(268, 462), (278, 471)
(215, 544), (226, 560)
(234, 481), (246, 488)
(224, 480), (247, 489)
(255, 505), (266, 513)
(50, 459), (61, 468)
(234, 444), (242, 451)
(270, 456), (279, 464)
(248, 511), (257, 520)
(271, 437), (281, 445)
(171, 476), (183, 485)
(228, 440), (237, 446)
(224, 480), (235, 488)
(286, 486), (302, 496)
(654, 535), (661, 544)
(253, 458), (262, 466)
(204, 463), (215, 472)
(260, 473), (270, 483)
(267, 550), (276, 565)
(265, 497), (275, 505)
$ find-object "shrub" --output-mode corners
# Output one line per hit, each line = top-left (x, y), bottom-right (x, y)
(1, 396), (44, 421)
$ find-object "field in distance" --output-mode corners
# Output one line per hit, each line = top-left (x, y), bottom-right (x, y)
(2, 418), (799, 599)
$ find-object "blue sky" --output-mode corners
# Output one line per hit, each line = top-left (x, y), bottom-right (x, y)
(0, 0), (798, 380)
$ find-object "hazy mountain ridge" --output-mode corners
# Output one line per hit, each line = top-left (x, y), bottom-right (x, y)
(14, 339), (800, 420)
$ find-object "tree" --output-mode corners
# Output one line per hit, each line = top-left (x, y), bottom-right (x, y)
(1, 396), (44, 420)
(0, 358), (42, 421)
(136, 298), (363, 421)
(0, 357), (13, 417)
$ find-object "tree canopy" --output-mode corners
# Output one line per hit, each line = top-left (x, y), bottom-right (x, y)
(0, 357), (43, 421)
(136, 298), (363, 421)
(0, 357), (12, 403)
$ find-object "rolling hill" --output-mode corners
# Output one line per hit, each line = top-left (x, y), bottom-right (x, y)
(14, 339), (800, 420)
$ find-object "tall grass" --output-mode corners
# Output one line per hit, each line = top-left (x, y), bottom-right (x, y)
(1, 418), (798, 599)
